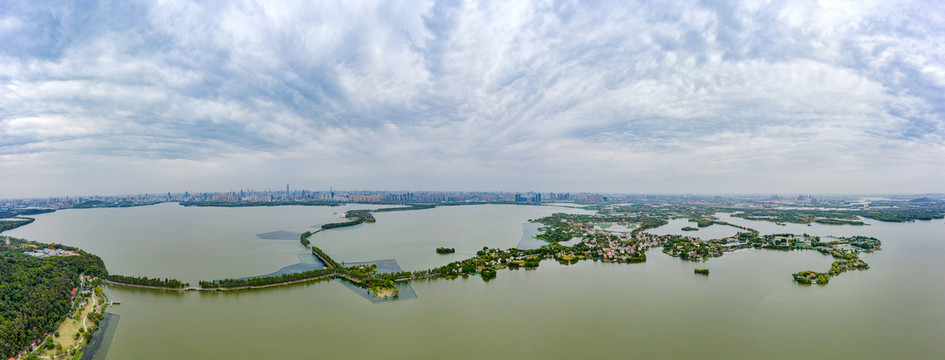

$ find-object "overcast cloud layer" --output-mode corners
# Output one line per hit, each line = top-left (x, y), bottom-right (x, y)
(1, 0), (944, 197)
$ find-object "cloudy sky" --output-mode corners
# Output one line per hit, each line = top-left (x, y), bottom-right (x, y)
(1, 0), (943, 197)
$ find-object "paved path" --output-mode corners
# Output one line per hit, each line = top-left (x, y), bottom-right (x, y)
(83, 296), (95, 332)
(35, 295), (98, 359)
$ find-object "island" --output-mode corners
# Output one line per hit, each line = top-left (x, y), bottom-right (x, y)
(436, 247), (455, 254)
(793, 270), (829, 285)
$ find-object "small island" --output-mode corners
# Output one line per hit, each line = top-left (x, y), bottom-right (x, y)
(436, 247), (455, 254)
(694, 268), (709, 275)
(793, 270), (829, 285)
(364, 277), (399, 299)
(681, 226), (699, 231)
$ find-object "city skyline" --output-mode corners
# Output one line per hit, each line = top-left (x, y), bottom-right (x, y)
(2, 1), (944, 197)
(3, 185), (936, 209)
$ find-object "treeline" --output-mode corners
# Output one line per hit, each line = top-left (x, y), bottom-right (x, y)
(199, 268), (335, 289)
(107, 274), (188, 288)
(689, 217), (759, 232)
(342, 210), (376, 223)
(0, 238), (106, 359)
(338, 204), (438, 227)
(300, 231), (312, 246)
(716, 221), (757, 233)
(733, 207), (945, 224)
(732, 209), (862, 225)
(367, 246), (555, 282)
(855, 208), (945, 222)
(0, 209), (55, 218)
(689, 217), (716, 227)
(630, 217), (669, 237)
(0, 218), (34, 233)
(198, 260), (383, 290)
(372, 204), (436, 213)
(311, 246), (340, 268)
(321, 218), (364, 229)
(813, 218), (865, 225)
(536, 225), (581, 244)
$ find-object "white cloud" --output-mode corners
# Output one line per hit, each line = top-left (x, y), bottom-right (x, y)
(1, 0), (944, 197)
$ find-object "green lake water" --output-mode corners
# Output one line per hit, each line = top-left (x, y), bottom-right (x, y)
(6, 203), (945, 359)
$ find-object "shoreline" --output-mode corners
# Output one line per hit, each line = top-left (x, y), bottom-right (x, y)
(103, 276), (334, 291)
(79, 313), (119, 360)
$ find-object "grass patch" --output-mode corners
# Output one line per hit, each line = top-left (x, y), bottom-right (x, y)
(556, 254), (581, 262)
(39, 293), (102, 357)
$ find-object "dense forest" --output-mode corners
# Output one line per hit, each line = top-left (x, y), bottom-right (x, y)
(106, 274), (188, 288)
(0, 218), (34, 233)
(0, 237), (106, 359)
(0, 209), (55, 235)
(336, 205), (437, 228)
(320, 218), (364, 229)
(199, 268), (335, 289)
(0, 209), (55, 218)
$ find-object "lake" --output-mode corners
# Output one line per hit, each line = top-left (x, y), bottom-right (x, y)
(6, 203), (945, 359)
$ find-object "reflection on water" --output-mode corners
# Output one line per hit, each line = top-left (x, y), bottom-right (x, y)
(516, 222), (546, 249)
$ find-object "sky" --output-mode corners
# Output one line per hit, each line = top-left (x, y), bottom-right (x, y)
(1, 0), (944, 198)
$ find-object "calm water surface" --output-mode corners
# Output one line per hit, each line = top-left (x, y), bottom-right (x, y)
(7, 204), (945, 359)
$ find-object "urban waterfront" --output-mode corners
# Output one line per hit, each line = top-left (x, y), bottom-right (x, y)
(6, 203), (945, 359)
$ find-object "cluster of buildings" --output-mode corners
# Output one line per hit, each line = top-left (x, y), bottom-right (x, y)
(24, 248), (77, 258)
(1, 188), (597, 211)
